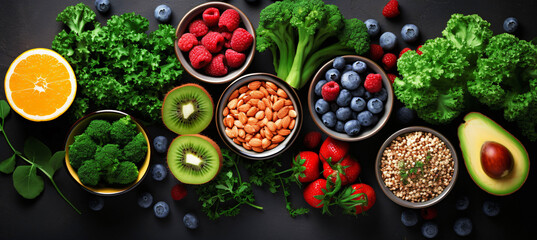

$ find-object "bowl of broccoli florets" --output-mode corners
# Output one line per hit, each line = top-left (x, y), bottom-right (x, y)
(65, 110), (151, 196)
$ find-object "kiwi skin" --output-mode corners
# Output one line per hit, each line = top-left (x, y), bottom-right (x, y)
(161, 83), (214, 134)
(166, 134), (223, 185)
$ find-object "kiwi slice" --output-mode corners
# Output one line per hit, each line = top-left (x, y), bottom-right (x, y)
(167, 134), (223, 185)
(162, 84), (213, 134)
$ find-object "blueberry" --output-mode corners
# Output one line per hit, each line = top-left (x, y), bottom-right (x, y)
(373, 88), (388, 102)
(367, 98), (384, 114)
(379, 32), (397, 51)
(351, 86), (365, 97)
(396, 107), (415, 124)
(503, 17), (518, 33)
(482, 200), (500, 217)
(352, 61), (367, 73)
(95, 0), (110, 13)
(364, 91), (373, 100)
(336, 107), (352, 121)
(325, 68), (340, 81)
(332, 57), (346, 70)
(336, 89), (352, 107)
(401, 24), (420, 42)
(344, 120), (361, 136)
(88, 196), (104, 211)
(315, 98), (330, 114)
(421, 222), (439, 239)
(330, 102), (339, 112)
(455, 195), (470, 211)
(321, 112), (336, 128)
(314, 80), (328, 97)
(453, 218), (473, 237)
(401, 210), (418, 227)
(183, 213), (199, 229)
(154, 4), (172, 22)
(335, 121), (345, 133)
(364, 19), (380, 36)
(151, 163), (168, 181)
(340, 71), (361, 90)
(153, 201), (170, 218)
(342, 64), (353, 73)
(357, 111), (374, 126)
(138, 192), (153, 209)
(350, 97), (366, 112)
(153, 136), (168, 154)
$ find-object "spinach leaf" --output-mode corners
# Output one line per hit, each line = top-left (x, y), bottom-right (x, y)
(13, 165), (45, 199)
(0, 154), (16, 174)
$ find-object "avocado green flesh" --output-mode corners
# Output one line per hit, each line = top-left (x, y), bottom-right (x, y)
(458, 112), (529, 196)
(167, 135), (220, 185)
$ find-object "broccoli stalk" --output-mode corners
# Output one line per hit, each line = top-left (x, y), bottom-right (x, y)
(56, 3), (96, 35)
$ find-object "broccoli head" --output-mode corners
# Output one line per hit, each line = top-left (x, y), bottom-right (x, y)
(94, 144), (121, 173)
(110, 116), (138, 146)
(77, 160), (101, 186)
(123, 132), (148, 164)
(68, 134), (98, 169)
(84, 119), (111, 145)
(107, 161), (139, 185)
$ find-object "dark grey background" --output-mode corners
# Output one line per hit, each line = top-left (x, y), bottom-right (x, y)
(1, 0), (535, 239)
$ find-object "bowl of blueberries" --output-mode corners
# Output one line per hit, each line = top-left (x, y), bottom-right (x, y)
(308, 55), (393, 141)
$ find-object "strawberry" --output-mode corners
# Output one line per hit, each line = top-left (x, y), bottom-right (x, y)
(382, 0), (400, 18)
(303, 131), (322, 149)
(319, 136), (349, 163)
(303, 179), (328, 208)
(322, 155), (361, 185)
(171, 183), (188, 200)
(348, 183), (376, 215)
(369, 44), (384, 61)
(292, 151), (320, 183)
(381, 53), (397, 70)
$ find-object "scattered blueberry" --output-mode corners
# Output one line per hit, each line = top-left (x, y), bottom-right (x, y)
(503, 17), (518, 33)
(401, 210), (418, 227)
(379, 32), (397, 50)
(350, 97), (366, 112)
(335, 121), (345, 133)
(332, 57), (346, 70)
(314, 80), (328, 97)
(421, 222), (439, 239)
(153, 136), (168, 154)
(455, 195), (470, 211)
(396, 107), (415, 124)
(336, 89), (352, 107)
(325, 68), (340, 81)
(151, 163), (168, 181)
(88, 196), (104, 211)
(315, 98), (330, 115)
(153, 201), (170, 218)
(357, 111), (374, 126)
(352, 61), (367, 73)
(95, 0), (110, 13)
(401, 24), (420, 42)
(138, 192), (153, 209)
(453, 217), (473, 237)
(364, 19), (380, 36)
(373, 88), (388, 102)
(154, 4), (172, 22)
(367, 98), (384, 114)
(321, 112), (337, 128)
(336, 107), (352, 121)
(482, 200), (501, 217)
(351, 86), (365, 97)
(344, 120), (361, 136)
(183, 213), (199, 229)
(340, 71), (361, 90)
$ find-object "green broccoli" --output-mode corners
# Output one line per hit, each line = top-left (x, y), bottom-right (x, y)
(84, 119), (111, 145)
(77, 160), (101, 186)
(68, 134), (98, 169)
(110, 116), (138, 146)
(123, 132), (148, 164)
(94, 144), (121, 173)
(107, 161), (139, 185)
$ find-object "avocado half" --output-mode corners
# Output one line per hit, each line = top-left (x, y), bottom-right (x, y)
(458, 112), (529, 196)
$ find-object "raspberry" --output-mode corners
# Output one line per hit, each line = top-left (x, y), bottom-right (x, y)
(303, 131), (322, 149)
(205, 53), (228, 76)
(189, 45), (212, 69)
(387, 73), (397, 84)
(202, 7), (220, 27)
(369, 44), (384, 62)
(230, 28), (253, 52)
(382, 53), (397, 70)
(171, 183), (188, 201)
(225, 49), (246, 68)
(421, 207), (438, 220)
(399, 47), (411, 58)
(321, 81), (340, 102)
(221, 31), (233, 48)
(219, 9), (241, 32)
(201, 31), (225, 53)
(177, 33), (198, 52)
(382, 0), (400, 18)
(364, 74), (383, 93)
(417, 45), (423, 55)
(189, 19), (209, 37)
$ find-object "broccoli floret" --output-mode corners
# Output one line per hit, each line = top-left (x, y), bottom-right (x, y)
(94, 144), (121, 173)
(77, 160), (101, 186)
(110, 116), (138, 146)
(68, 134), (98, 169)
(56, 3), (96, 35)
(84, 119), (111, 145)
(123, 132), (148, 164)
(107, 161), (139, 185)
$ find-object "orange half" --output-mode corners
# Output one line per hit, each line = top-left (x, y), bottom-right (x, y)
(4, 48), (76, 121)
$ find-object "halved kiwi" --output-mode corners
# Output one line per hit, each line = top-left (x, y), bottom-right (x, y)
(162, 84), (213, 135)
(167, 134), (223, 185)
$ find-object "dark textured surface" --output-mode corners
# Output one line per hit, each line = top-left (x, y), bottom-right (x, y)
(0, 0), (535, 239)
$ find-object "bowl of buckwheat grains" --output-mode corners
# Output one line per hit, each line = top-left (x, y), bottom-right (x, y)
(375, 126), (459, 208)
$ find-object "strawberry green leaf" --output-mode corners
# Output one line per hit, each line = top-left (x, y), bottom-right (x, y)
(13, 165), (44, 199)
(0, 154), (16, 174)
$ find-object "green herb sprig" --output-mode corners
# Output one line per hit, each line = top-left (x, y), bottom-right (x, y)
(399, 152), (432, 185)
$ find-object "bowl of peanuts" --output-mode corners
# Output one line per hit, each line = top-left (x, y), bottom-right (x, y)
(375, 126), (459, 208)
(216, 73), (302, 160)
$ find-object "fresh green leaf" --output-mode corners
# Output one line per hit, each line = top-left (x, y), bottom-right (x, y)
(0, 154), (16, 174)
(0, 100), (10, 120)
(13, 165), (45, 199)
(41, 151), (65, 177)
(24, 137), (52, 165)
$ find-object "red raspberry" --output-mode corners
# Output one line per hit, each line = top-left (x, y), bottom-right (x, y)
(177, 33), (198, 52)
(219, 9), (241, 32)
(416, 45), (423, 55)
(201, 31), (225, 53)
(202, 7), (220, 27)
(364, 74), (383, 93)
(303, 131), (322, 149)
(171, 183), (188, 201)
(225, 49), (246, 68)
(221, 32), (233, 48)
(382, 53), (397, 70)
(369, 44), (384, 61)
(382, 0), (400, 18)
(421, 207), (438, 220)
(399, 47), (411, 58)
(189, 45), (212, 69)
(321, 81), (340, 102)
(387, 73), (397, 84)
(205, 53), (228, 77)
(230, 28), (253, 52)
(189, 19), (209, 37)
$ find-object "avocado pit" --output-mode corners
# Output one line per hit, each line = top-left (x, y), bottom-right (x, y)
(480, 141), (514, 179)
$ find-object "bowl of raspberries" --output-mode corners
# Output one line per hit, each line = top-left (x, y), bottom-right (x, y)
(308, 55), (393, 141)
(175, 2), (255, 83)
